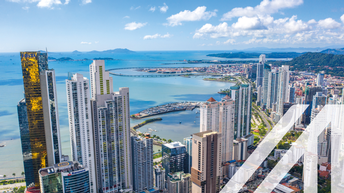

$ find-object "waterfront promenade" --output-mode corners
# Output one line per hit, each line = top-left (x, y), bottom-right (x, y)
(131, 102), (200, 119)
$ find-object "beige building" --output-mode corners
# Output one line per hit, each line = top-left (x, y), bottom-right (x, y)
(200, 96), (235, 177)
(191, 131), (222, 193)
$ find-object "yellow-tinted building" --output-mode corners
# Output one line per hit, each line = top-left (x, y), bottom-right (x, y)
(19, 51), (62, 187)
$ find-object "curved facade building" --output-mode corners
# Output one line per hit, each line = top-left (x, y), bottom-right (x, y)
(39, 161), (90, 193)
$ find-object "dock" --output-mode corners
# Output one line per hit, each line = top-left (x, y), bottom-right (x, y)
(131, 102), (200, 119)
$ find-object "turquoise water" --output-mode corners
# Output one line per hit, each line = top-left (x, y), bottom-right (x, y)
(0, 51), (234, 177)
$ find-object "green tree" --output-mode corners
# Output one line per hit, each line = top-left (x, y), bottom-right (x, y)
(12, 173), (15, 178)
(168, 139), (172, 143)
(21, 172), (24, 177)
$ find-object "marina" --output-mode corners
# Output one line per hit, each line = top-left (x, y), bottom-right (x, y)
(131, 102), (201, 119)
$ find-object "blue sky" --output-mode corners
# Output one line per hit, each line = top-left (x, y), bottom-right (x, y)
(1, 0), (344, 52)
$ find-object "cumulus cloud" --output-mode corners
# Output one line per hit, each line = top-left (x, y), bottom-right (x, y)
(318, 18), (341, 29)
(166, 6), (217, 26)
(341, 14), (344, 23)
(124, 22), (147, 30)
(232, 16), (267, 30)
(283, 15), (310, 33)
(221, 0), (303, 20)
(160, 3), (168, 13)
(143, 33), (172, 40)
(81, 42), (92, 44)
(64, 0), (69, 4)
(149, 6), (156, 12)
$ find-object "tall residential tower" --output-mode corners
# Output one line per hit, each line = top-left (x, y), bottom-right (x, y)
(66, 73), (97, 192)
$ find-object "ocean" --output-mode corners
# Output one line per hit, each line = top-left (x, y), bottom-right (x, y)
(0, 50), (235, 177)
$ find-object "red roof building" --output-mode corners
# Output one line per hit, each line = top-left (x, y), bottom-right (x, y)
(207, 97), (217, 102)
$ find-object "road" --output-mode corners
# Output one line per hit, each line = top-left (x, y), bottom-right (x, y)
(153, 157), (162, 163)
(0, 182), (26, 191)
(253, 105), (273, 132)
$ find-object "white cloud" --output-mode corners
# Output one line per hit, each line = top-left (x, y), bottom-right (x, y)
(82, 0), (91, 4)
(9, 0), (74, 8)
(143, 33), (172, 40)
(22, 6), (29, 10)
(149, 6), (156, 12)
(221, 0), (303, 20)
(166, 6), (217, 26)
(232, 16), (267, 30)
(81, 42), (92, 44)
(307, 19), (317, 24)
(193, 22), (231, 38)
(341, 14), (344, 23)
(283, 15), (310, 33)
(37, 0), (62, 8)
(224, 39), (236, 44)
(123, 16), (130, 19)
(124, 22), (147, 30)
(130, 6), (140, 10)
(160, 3), (168, 13)
(318, 18), (341, 29)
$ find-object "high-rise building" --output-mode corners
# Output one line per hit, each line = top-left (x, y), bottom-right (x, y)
(183, 136), (192, 174)
(162, 142), (187, 176)
(276, 65), (290, 119)
(262, 63), (271, 107)
(317, 73), (324, 87)
(91, 88), (132, 192)
(259, 54), (266, 64)
(19, 51), (62, 188)
(288, 86), (295, 103)
(154, 165), (165, 191)
(39, 161), (90, 193)
(66, 73), (96, 192)
(131, 136), (153, 192)
(256, 62), (264, 88)
(17, 99), (34, 187)
(266, 69), (279, 109)
(312, 92), (327, 110)
(166, 172), (191, 193)
(199, 95), (234, 176)
(230, 84), (252, 139)
(90, 60), (132, 192)
(191, 131), (222, 193)
(89, 60), (113, 100)
(303, 86), (323, 124)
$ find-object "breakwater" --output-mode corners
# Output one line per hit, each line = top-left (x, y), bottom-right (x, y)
(131, 102), (200, 119)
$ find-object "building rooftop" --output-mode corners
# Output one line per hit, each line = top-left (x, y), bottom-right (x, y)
(163, 141), (185, 149)
(222, 95), (231, 100)
(207, 97), (217, 102)
(39, 161), (84, 177)
(193, 130), (218, 138)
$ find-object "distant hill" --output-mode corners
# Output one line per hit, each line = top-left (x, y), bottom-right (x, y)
(272, 52), (344, 77)
(88, 48), (135, 54)
(207, 52), (303, 59)
(320, 48), (344, 55)
(72, 50), (82, 54)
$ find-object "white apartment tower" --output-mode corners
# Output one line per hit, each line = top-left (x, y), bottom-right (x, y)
(200, 96), (235, 177)
(66, 73), (97, 193)
(90, 60), (132, 192)
(90, 60), (113, 99)
(276, 65), (290, 118)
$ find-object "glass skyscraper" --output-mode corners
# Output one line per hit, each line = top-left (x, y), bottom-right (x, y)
(19, 51), (62, 187)
(162, 142), (187, 176)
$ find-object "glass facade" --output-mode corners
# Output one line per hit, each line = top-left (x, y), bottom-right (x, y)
(20, 52), (48, 187)
(17, 99), (35, 187)
(162, 142), (187, 176)
(63, 170), (90, 193)
(41, 172), (63, 193)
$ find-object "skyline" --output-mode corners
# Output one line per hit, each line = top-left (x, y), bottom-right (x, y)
(1, 0), (344, 52)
